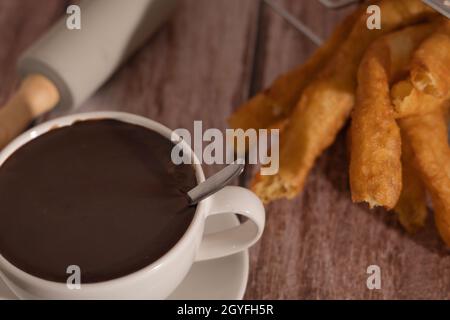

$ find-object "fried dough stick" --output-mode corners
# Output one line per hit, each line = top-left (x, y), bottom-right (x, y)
(399, 109), (450, 246)
(228, 6), (361, 132)
(252, 0), (435, 203)
(394, 135), (427, 233)
(394, 94), (450, 236)
(349, 79), (428, 231)
(411, 20), (450, 99)
(391, 79), (440, 233)
(395, 21), (450, 244)
(350, 24), (435, 209)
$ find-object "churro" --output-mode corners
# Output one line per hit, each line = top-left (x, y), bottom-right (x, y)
(399, 109), (450, 246)
(411, 20), (450, 99)
(252, 0), (435, 202)
(350, 24), (435, 209)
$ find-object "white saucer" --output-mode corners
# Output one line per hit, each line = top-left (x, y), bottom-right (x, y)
(168, 213), (249, 300)
(0, 214), (249, 300)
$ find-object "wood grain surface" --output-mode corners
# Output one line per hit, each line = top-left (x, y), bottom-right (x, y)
(0, 0), (449, 299)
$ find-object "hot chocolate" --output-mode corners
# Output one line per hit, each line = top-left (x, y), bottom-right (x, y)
(0, 119), (197, 283)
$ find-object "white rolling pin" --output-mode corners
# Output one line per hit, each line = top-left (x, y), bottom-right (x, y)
(0, 0), (176, 149)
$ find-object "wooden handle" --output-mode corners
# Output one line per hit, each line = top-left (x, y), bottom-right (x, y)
(0, 74), (59, 150)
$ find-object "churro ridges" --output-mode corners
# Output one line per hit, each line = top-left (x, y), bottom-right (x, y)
(350, 39), (399, 209)
(350, 24), (435, 209)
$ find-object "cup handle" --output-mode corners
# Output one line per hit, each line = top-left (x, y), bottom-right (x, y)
(195, 186), (265, 261)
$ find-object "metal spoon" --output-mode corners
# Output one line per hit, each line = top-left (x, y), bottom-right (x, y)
(187, 161), (245, 205)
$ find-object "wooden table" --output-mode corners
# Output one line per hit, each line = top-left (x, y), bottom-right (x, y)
(0, 0), (449, 299)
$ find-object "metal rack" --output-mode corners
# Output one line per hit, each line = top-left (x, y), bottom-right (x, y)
(263, 0), (450, 45)
(318, 0), (361, 9)
(263, 0), (361, 45)
(422, 0), (450, 18)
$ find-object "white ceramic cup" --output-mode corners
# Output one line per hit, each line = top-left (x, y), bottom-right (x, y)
(0, 111), (265, 299)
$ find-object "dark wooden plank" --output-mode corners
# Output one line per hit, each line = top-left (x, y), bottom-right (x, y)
(244, 0), (450, 299)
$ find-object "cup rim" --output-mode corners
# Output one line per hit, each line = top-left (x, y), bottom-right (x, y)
(0, 111), (207, 290)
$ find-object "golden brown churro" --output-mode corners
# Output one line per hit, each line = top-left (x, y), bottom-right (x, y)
(228, 6), (361, 132)
(411, 20), (450, 99)
(252, 0), (435, 203)
(394, 135), (427, 233)
(394, 20), (450, 244)
(350, 24), (435, 209)
(399, 109), (450, 245)
(392, 76), (449, 237)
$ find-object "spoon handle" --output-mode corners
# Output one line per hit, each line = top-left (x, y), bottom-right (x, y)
(187, 161), (245, 205)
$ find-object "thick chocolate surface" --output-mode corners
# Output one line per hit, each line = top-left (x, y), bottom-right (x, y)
(0, 119), (197, 283)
